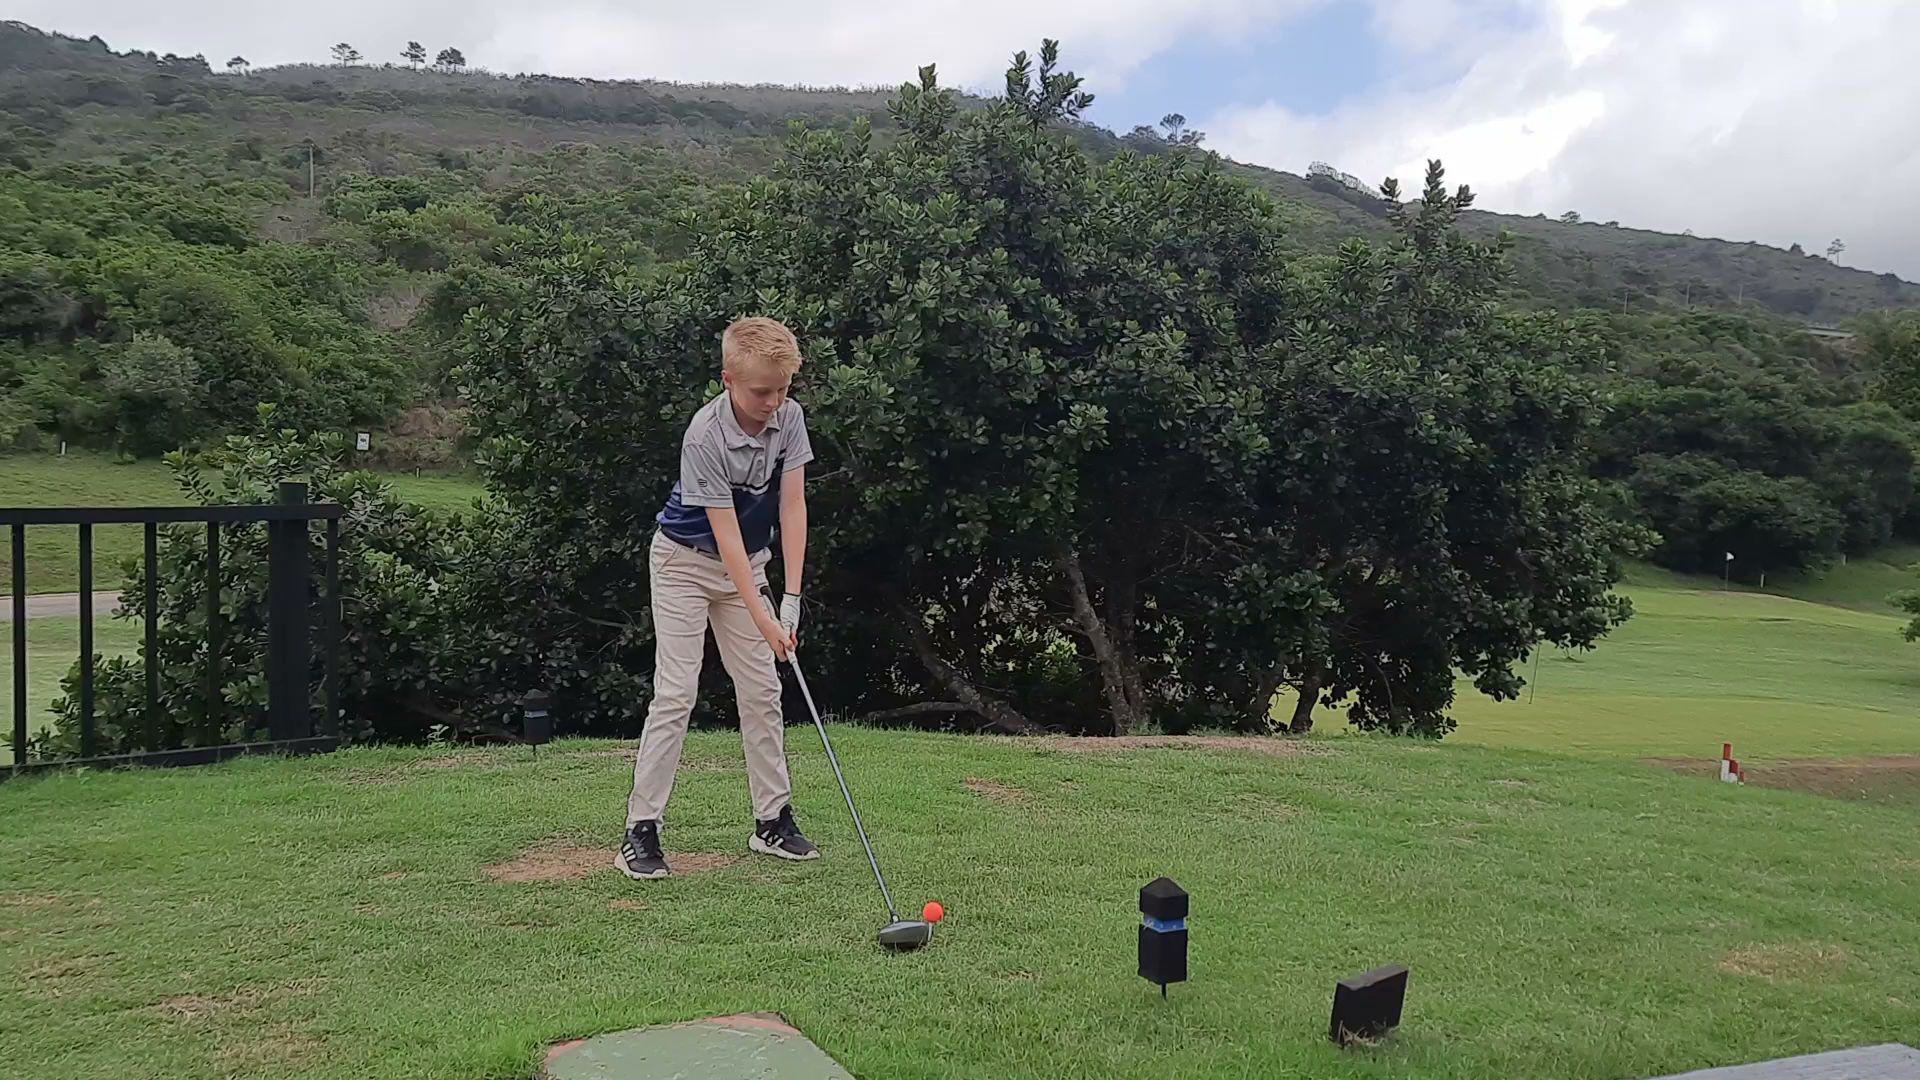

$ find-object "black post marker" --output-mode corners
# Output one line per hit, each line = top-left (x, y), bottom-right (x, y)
(1330, 964), (1409, 1046)
(521, 690), (553, 758)
(1138, 877), (1188, 998)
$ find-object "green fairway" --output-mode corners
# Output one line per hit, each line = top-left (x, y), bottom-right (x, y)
(1749, 546), (1920, 614)
(2, 731), (1916, 1080)
(1622, 551), (1920, 616)
(1, 452), (484, 593)
(1449, 583), (1920, 762)
(385, 471), (489, 515)
(2, 614), (142, 757)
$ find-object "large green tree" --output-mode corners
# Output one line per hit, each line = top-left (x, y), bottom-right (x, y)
(1229, 167), (1646, 735)
(462, 45), (1639, 738)
(1863, 310), (1920, 421)
(1593, 351), (1915, 574)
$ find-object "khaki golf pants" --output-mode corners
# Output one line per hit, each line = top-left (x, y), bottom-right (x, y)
(627, 530), (792, 826)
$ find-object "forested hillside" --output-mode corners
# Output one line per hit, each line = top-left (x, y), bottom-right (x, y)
(3, 19), (1920, 584)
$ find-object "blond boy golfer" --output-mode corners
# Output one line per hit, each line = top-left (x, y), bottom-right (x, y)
(617, 317), (818, 879)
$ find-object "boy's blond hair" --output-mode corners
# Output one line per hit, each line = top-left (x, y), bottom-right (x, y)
(722, 316), (803, 377)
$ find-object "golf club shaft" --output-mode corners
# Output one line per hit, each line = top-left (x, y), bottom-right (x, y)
(788, 654), (898, 920)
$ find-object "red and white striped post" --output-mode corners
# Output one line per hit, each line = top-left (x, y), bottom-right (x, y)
(1720, 742), (1743, 784)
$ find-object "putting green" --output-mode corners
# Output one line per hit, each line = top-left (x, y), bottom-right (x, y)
(543, 1012), (853, 1079)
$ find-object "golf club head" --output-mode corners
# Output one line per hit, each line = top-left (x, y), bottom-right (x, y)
(878, 919), (933, 951)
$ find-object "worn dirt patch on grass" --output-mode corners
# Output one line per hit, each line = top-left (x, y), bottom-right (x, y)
(1646, 754), (1920, 801)
(668, 852), (743, 874)
(609, 899), (648, 912)
(150, 981), (319, 1023)
(484, 842), (613, 883)
(485, 840), (740, 883)
(1043, 735), (1311, 757)
(963, 777), (1029, 803)
(215, 1026), (323, 1071)
(22, 953), (112, 998)
(1718, 943), (1850, 982)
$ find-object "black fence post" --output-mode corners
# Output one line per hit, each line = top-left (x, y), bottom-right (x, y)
(266, 482), (311, 742)
(78, 521), (93, 758)
(10, 524), (24, 766)
(323, 517), (341, 739)
(144, 521), (159, 752)
(205, 522), (220, 747)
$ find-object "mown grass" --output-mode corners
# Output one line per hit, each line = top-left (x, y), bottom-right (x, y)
(1448, 584), (1920, 763)
(1754, 545), (1920, 613)
(1, 731), (1916, 1079)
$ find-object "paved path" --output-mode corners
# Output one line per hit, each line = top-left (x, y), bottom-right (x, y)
(1652, 1043), (1919, 1079)
(0, 592), (123, 623)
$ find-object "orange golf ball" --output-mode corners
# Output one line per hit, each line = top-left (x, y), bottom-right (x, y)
(922, 900), (945, 924)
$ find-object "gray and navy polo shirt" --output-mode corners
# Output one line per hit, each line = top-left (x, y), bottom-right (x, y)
(655, 394), (813, 555)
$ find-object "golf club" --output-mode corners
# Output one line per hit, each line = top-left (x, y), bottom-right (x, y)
(767, 589), (933, 951)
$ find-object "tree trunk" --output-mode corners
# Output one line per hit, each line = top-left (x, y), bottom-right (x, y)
(890, 600), (1042, 735)
(1288, 662), (1324, 735)
(1060, 546), (1146, 736)
(1248, 662), (1286, 728)
(855, 702), (976, 728)
(1105, 568), (1149, 727)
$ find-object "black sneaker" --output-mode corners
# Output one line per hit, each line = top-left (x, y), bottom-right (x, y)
(615, 820), (670, 880)
(749, 805), (820, 861)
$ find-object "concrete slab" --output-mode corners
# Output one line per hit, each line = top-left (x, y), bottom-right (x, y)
(1650, 1043), (1920, 1079)
(543, 1012), (853, 1079)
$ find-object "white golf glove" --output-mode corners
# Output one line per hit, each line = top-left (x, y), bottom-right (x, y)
(778, 593), (802, 640)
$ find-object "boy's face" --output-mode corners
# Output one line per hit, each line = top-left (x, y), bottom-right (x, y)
(722, 363), (791, 427)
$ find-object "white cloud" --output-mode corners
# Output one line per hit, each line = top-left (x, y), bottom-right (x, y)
(478, 0), (1316, 93)
(1206, 0), (1920, 280)
(10, 0), (1310, 95)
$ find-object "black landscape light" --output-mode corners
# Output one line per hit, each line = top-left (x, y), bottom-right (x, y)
(520, 690), (553, 755)
(1329, 963), (1409, 1046)
(1138, 876), (1188, 998)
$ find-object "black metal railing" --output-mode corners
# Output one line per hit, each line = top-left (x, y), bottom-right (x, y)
(4, 481), (344, 778)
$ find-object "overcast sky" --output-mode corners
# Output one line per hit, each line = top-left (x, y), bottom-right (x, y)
(12, 0), (1918, 280)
